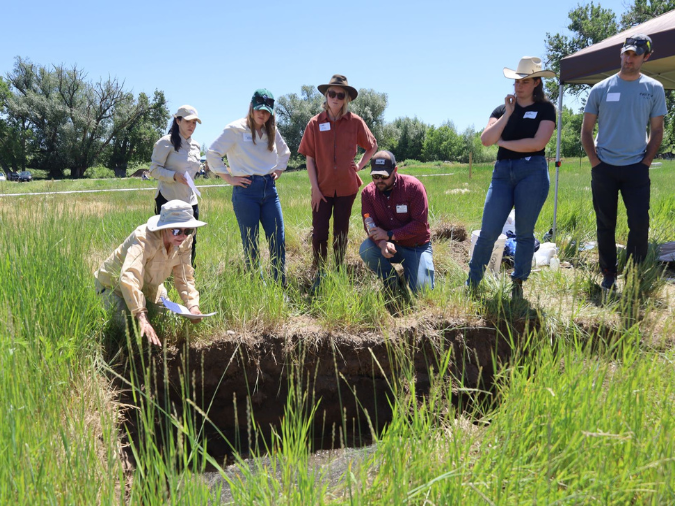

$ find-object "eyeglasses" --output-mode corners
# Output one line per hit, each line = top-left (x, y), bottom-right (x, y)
(170, 228), (194, 237)
(624, 37), (651, 52)
(327, 90), (346, 100)
(253, 95), (275, 108)
(371, 174), (391, 180)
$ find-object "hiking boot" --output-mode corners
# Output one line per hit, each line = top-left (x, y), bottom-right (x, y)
(601, 274), (616, 291)
(511, 278), (524, 299)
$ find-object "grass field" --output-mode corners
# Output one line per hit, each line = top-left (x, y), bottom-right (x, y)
(1, 159), (675, 504)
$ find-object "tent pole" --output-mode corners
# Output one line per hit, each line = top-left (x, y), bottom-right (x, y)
(553, 83), (564, 243)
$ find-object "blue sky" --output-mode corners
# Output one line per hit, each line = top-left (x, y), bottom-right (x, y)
(2, 0), (630, 146)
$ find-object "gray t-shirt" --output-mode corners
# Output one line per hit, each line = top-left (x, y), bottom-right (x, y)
(585, 73), (667, 166)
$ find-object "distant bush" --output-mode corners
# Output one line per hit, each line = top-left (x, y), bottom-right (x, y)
(86, 166), (116, 179)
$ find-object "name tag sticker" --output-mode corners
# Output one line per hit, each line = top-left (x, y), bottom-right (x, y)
(396, 204), (408, 213)
(319, 122), (331, 132)
(607, 93), (621, 102)
(243, 132), (253, 142)
(523, 111), (538, 119)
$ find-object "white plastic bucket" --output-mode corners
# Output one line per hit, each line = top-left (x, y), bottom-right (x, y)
(469, 230), (507, 276)
(533, 242), (557, 266)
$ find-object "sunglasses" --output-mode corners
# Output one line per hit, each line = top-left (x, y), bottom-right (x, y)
(371, 173), (391, 180)
(170, 228), (194, 237)
(327, 90), (346, 100)
(253, 95), (275, 108)
(624, 37), (651, 51)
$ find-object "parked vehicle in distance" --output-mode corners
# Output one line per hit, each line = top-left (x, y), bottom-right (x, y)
(0, 172), (6, 181)
(7, 171), (19, 181)
(18, 171), (32, 182)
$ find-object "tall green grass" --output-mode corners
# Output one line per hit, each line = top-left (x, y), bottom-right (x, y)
(1, 161), (675, 504)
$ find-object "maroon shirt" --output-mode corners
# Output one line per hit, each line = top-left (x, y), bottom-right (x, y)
(361, 173), (431, 247)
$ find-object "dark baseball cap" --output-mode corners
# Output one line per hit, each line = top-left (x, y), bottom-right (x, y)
(622, 34), (653, 55)
(370, 152), (397, 177)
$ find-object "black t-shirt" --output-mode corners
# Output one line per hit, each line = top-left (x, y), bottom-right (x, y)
(491, 101), (556, 160)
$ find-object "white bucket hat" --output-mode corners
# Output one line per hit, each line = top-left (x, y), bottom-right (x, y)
(147, 200), (207, 232)
(503, 57), (555, 80)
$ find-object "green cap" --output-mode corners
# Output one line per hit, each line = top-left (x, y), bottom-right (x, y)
(251, 88), (275, 115)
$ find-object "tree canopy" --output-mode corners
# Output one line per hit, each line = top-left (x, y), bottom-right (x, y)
(1, 57), (169, 177)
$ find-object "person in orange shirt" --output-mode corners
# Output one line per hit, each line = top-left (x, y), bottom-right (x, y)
(298, 75), (377, 292)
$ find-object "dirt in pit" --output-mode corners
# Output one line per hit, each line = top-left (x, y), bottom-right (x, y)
(115, 317), (529, 465)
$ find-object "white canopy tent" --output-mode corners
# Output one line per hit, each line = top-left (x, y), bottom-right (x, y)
(551, 9), (675, 239)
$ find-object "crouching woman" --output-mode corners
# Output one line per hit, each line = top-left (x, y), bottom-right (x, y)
(94, 200), (207, 346)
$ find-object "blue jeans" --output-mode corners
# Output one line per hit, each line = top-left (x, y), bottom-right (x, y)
(231, 174), (285, 283)
(359, 239), (435, 293)
(468, 156), (550, 285)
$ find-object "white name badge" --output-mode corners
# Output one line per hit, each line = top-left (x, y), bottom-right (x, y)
(396, 204), (408, 213)
(319, 122), (331, 132)
(243, 132), (253, 142)
(523, 111), (538, 119)
(607, 93), (621, 102)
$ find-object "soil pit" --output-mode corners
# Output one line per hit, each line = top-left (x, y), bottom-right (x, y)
(117, 317), (527, 465)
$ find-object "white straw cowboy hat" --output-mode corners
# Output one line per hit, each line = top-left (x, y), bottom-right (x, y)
(503, 57), (556, 80)
(147, 200), (207, 232)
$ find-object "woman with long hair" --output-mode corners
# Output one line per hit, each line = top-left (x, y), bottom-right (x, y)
(149, 105), (202, 266)
(298, 74), (378, 292)
(467, 57), (556, 298)
(206, 89), (291, 284)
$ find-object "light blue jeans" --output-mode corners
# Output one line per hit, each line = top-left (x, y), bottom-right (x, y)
(468, 156), (549, 286)
(231, 174), (285, 284)
(359, 238), (435, 293)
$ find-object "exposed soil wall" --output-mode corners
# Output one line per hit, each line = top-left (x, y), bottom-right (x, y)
(118, 317), (530, 462)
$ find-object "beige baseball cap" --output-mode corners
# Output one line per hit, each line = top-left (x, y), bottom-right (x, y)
(174, 105), (202, 123)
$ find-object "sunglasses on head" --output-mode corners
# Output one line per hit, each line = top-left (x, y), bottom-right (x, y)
(170, 228), (194, 237)
(253, 95), (275, 108)
(624, 37), (651, 51)
(327, 90), (346, 100)
(371, 173), (391, 180)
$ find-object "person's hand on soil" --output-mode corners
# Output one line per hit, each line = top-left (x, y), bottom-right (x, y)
(137, 313), (161, 346)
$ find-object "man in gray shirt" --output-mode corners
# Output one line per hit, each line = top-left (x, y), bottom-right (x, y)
(581, 33), (667, 291)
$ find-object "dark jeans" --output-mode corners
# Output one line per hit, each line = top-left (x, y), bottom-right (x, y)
(231, 174), (285, 284)
(155, 192), (199, 267)
(591, 161), (650, 276)
(312, 192), (357, 269)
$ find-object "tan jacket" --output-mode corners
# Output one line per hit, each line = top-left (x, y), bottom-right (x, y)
(94, 225), (199, 316)
(149, 134), (201, 205)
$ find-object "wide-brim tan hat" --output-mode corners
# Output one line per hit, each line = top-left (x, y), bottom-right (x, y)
(503, 57), (555, 80)
(318, 74), (358, 100)
(174, 105), (202, 124)
(147, 200), (207, 231)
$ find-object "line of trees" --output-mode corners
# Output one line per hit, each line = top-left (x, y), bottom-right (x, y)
(0, 57), (169, 178)
(276, 86), (499, 166)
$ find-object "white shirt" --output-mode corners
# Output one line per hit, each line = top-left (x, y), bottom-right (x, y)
(206, 117), (291, 177)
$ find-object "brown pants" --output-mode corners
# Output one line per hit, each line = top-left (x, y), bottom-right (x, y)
(312, 192), (357, 269)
